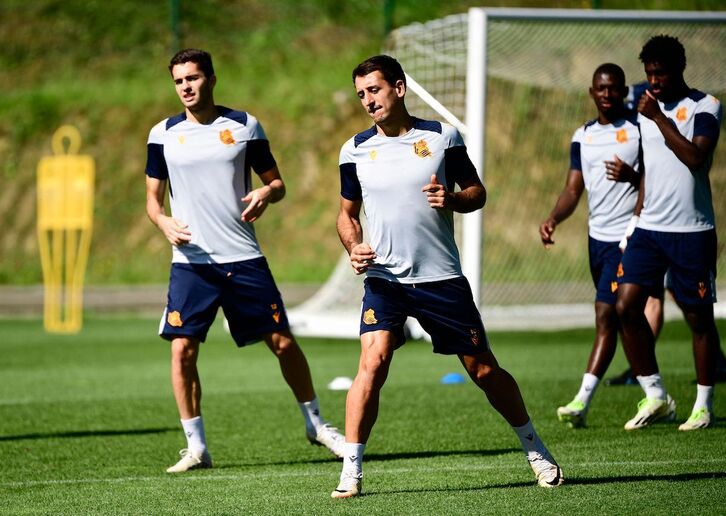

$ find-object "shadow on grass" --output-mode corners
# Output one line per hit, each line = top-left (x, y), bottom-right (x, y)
(0, 427), (177, 442)
(373, 471), (726, 496)
(217, 448), (519, 469)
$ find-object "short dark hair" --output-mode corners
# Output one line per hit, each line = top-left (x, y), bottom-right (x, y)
(639, 35), (686, 73)
(169, 48), (215, 78)
(592, 63), (626, 86)
(352, 55), (406, 87)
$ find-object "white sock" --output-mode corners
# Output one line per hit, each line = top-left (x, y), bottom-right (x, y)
(180, 416), (207, 453)
(341, 442), (365, 478)
(636, 373), (666, 400)
(574, 373), (600, 406)
(693, 384), (714, 412)
(298, 397), (325, 436)
(512, 420), (547, 459)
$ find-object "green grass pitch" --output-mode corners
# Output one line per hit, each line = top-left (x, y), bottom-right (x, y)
(1, 316), (725, 513)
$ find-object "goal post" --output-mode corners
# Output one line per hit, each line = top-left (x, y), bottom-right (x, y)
(287, 8), (726, 338)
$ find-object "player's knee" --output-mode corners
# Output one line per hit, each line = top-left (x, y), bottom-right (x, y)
(171, 339), (198, 367)
(265, 331), (298, 357)
(360, 351), (391, 379)
(615, 296), (636, 323)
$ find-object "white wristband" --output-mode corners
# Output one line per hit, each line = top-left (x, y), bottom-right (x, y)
(619, 215), (639, 251)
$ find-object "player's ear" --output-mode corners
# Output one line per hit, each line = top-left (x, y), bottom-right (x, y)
(588, 86), (594, 99)
(209, 74), (217, 88)
(395, 79), (406, 98)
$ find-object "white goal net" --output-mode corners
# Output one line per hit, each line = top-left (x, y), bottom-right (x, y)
(288, 8), (726, 337)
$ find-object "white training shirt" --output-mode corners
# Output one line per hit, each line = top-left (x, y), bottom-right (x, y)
(339, 118), (479, 283)
(569, 114), (641, 242)
(638, 89), (722, 232)
(145, 107), (277, 264)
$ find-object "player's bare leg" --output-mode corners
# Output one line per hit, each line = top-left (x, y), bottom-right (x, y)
(558, 301), (617, 427)
(167, 337), (212, 472)
(607, 295), (663, 386)
(332, 330), (396, 498)
(265, 329), (344, 456)
(678, 304), (718, 430)
(617, 284), (675, 430)
(265, 330), (315, 402)
(459, 351), (563, 487)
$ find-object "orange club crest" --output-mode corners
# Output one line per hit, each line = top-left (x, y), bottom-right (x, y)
(611, 281), (618, 293)
(219, 129), (236, 145)
(413, 139), (432, 158)
(676, 107), (687, 122)
(615, 129), (628, 143)
(616, 263), (624, 278)
(363, 308), (378, 325)
(167, 311), (183, 327)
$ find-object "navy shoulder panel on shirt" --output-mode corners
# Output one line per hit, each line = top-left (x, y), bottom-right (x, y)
(354, 126), (377, 147)
(624, 109), (639, 125)
(166, 112), (186, 130)
(583, 118), (597, 131)
(412, 118), (442, 134)
(687, 89), (707, 102)
(217, 106), (248, 125)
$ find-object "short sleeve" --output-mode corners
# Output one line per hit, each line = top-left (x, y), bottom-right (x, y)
(570, 128), (583, 172)
(145, 123), (168, 179)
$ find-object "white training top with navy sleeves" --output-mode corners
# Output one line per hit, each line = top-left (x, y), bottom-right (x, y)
(569, 113), (641, 242)
(145, 107), (277, 264)
(339, 118), (479, 284)
(638, 89), (722, 233)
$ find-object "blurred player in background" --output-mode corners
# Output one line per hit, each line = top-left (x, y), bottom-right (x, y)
(607, 80), (726, 387)
(540, 63), (663, 428)
(331, 55), (563, 498)
(616, 35), (722, 431)
(145, 48), (344, 472)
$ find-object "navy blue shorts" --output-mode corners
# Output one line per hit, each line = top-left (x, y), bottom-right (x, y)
(588, 237), (622, 305)
(618, 228), (717, 306)
(159, 257), (289, 346)
(360, 276), (490, 355)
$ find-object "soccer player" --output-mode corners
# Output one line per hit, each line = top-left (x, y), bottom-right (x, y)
(331, 55), (563, 498)
(616, 35), (722, 431)
(145, 48), (344, 472)
(540, 63), (660, 428)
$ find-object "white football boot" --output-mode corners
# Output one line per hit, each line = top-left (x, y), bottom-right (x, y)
(624, 395), (676, 430)
(166, 448), (213, 473)
(331, 471), (363, 499)
(678, 408), (713, 431)
(528, 451), (564, 488)
(308, 423), (345, 458)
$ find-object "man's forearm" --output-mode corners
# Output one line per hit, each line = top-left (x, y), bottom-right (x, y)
(337, 214), (363, 255)
(448, 185), (486, 213)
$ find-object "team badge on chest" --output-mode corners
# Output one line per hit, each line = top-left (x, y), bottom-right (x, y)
(413, 139), (432, 158)
(616, 129), (628, 143)
(219, 129), (236, 145)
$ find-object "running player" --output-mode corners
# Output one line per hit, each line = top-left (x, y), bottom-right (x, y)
(331, 55), (563, 498)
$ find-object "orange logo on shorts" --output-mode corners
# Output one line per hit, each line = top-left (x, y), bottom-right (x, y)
(616, 129), (628, 143)
(219, 129), (236, 145)
(167, 311), (183, 327)
(616, 263), (624, 278)
(698, 282), (707, 299)
(470, 328), (480, 346)
(611, 281), (618, 293)
(363, 308), (378, 325)
(272, 311), (281, 323)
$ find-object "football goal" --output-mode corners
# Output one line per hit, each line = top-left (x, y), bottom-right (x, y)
(287, 8), (726, 337)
